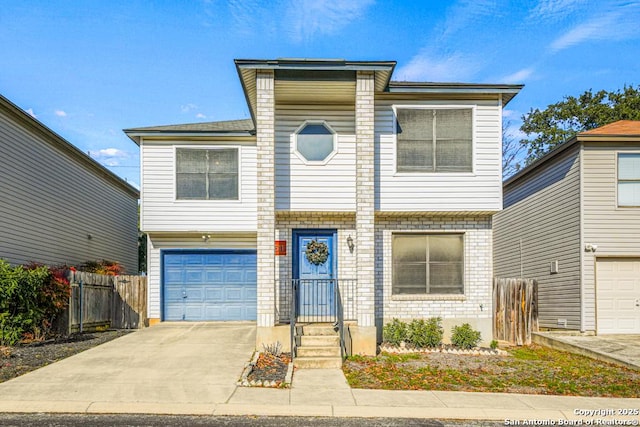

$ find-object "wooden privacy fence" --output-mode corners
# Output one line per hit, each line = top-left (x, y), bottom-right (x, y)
(493, 277), (538, 345)
(57, 271), (147, 334)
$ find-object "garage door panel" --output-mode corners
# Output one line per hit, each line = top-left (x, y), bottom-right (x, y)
(163, 251), (257, 321)
(596, 258), (640, 334)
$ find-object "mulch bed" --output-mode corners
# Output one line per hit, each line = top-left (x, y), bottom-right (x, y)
(245, 352), (292, 387)
(0, 330), (132, 383)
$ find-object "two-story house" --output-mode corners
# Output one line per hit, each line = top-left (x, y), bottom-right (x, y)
(494, 121), (640, 335)
(125, 58), (522, 355)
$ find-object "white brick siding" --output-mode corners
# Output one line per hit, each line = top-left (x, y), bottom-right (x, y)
(375, 215), (493, 323)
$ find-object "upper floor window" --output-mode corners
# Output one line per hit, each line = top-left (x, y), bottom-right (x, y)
(396, 108), (472, 173)
(294, 121), (337, 164)
(618, 153), (640, 207)
(392, 234), (464, 295)
(176, 148), (238, 200)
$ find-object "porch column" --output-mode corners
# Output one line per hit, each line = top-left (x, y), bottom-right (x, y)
(354, 71), (377, 355)
(256, 70), (276, 331)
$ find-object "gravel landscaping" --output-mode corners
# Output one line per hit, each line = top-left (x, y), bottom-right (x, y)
(0, 330), (132, 383)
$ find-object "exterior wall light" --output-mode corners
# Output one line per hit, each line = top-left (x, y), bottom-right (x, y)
(346, 234), (355, 253)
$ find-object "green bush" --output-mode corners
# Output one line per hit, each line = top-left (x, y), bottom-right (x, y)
(490, 340), (499, 350)
(408, 317), (443, 348)
(383, 318), (408, 346)
(0, 260), (70, 345)
(450, 323), (482, 349)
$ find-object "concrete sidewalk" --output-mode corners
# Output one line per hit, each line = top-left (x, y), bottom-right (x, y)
(1, 368), (639, 423)
(0, 324), (638, 423)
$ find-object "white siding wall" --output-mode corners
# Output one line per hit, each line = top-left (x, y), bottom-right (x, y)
(0, 109), (138, 273)
(375, 99), (502, 212)
(141, 140), (257, 232)
(582, 143), (640, 332)
(275, 104), (356, 211)
(494, 146), (582, 330)
(146, 233), (257, 319)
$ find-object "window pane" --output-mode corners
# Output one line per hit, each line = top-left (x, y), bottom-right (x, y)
(209, 149), (238, 173)
(177, 173), (206, 199)
(393, 263), (427, 294)
(397, 139), (433, 172)
(209, 173), (238, 199)
(177, 149), (207, 173)
(393, 235), (427, 262)
(619, 182), (640, 206)
(435, 109), (472, 172)
(397, 109), (434, 171)
(429, 263), (463, 294)
(619, 153), (640, 179)
(429, 235), (463, 262)
(297, 134), (334, 161)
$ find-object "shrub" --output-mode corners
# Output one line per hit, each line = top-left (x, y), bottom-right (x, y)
(383, 318), (408, 346)
(80, 260), (124, 276)
(450, 323), (482, 349)
(407, 317), (443, 348)
(0, 260), (71, 345)
(490, 340), (499, 350)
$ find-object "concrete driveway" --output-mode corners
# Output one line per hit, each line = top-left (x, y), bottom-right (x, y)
(534, 333), (640, 371)
(0, 322), (256, 413)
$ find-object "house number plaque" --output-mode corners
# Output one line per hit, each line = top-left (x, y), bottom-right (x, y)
(275, 240), (286, 256)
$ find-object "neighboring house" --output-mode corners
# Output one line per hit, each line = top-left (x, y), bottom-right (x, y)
(125, 58), (522, 354)
(494, 121), (640, 335)
(0, 94), (139, 273)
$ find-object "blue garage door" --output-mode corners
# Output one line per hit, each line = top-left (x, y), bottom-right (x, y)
(162, 250), (257, 321)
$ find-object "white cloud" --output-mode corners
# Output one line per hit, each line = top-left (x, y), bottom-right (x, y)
(395, 51), (478, 82)
(501, 68), (535, 84)
(550, 4), (640, 52)
(55, 110), (67, 117)
(180, 103), (198, 113)
(196, 113), (206, 119)
(285, 0), (375, 42)
(440, 0), (503, 40)
(529, 0), (588, 21)
(89, 148), (128, 166)
(26, 108), (37, 118)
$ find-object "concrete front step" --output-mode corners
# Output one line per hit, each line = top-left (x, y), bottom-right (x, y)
(296, 345), (342, 357)
(298, 335), (340, 347)
(294, 356), (343, 369)
(296, 323), (338, 336)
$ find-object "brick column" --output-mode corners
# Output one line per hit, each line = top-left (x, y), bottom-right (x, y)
(356, 71), (376, 334)
(256, 70), (275, 328)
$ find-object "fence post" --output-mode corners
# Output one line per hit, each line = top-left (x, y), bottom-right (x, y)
(79, 280), (84, 333)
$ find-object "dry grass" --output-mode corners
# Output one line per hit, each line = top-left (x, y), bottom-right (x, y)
(343, 345), (640, 397)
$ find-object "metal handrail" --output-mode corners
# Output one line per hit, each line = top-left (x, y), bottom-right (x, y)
(290, 280), (298, 363)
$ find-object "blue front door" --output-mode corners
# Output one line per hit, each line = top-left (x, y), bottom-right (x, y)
(294, 231), (336, 320)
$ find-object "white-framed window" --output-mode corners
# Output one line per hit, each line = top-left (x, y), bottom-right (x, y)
(392, 233), (464, 295)
(618, 153), (640, 207)
(293, 121), (337, 164)
(176, 148), (239, 200)
(395, 107), (473, 173)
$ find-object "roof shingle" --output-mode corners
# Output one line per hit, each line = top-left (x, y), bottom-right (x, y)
(579, 120), (640, 136)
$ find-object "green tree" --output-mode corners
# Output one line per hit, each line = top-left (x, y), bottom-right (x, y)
(520, 85), (640, 164)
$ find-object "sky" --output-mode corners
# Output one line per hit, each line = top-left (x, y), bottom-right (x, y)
(1, 0), (639, 188)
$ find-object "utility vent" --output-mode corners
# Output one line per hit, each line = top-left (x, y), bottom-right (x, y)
(557, 318), (567, 328)
(550, 260), (559, 274)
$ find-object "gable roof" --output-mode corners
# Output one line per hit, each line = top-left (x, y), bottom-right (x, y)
(124, 119), (255, 144)
(504, 120), (640, 187)
(0, 93), (139, 198)
(579, 120), (640, 136)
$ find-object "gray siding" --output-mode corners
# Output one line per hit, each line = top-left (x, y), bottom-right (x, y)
(494, 145), (582, 330)
(582, 142), (640, 331)
(0, 106), (138, 273)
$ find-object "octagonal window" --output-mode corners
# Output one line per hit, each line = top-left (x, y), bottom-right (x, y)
(294, 121), (337, 163)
